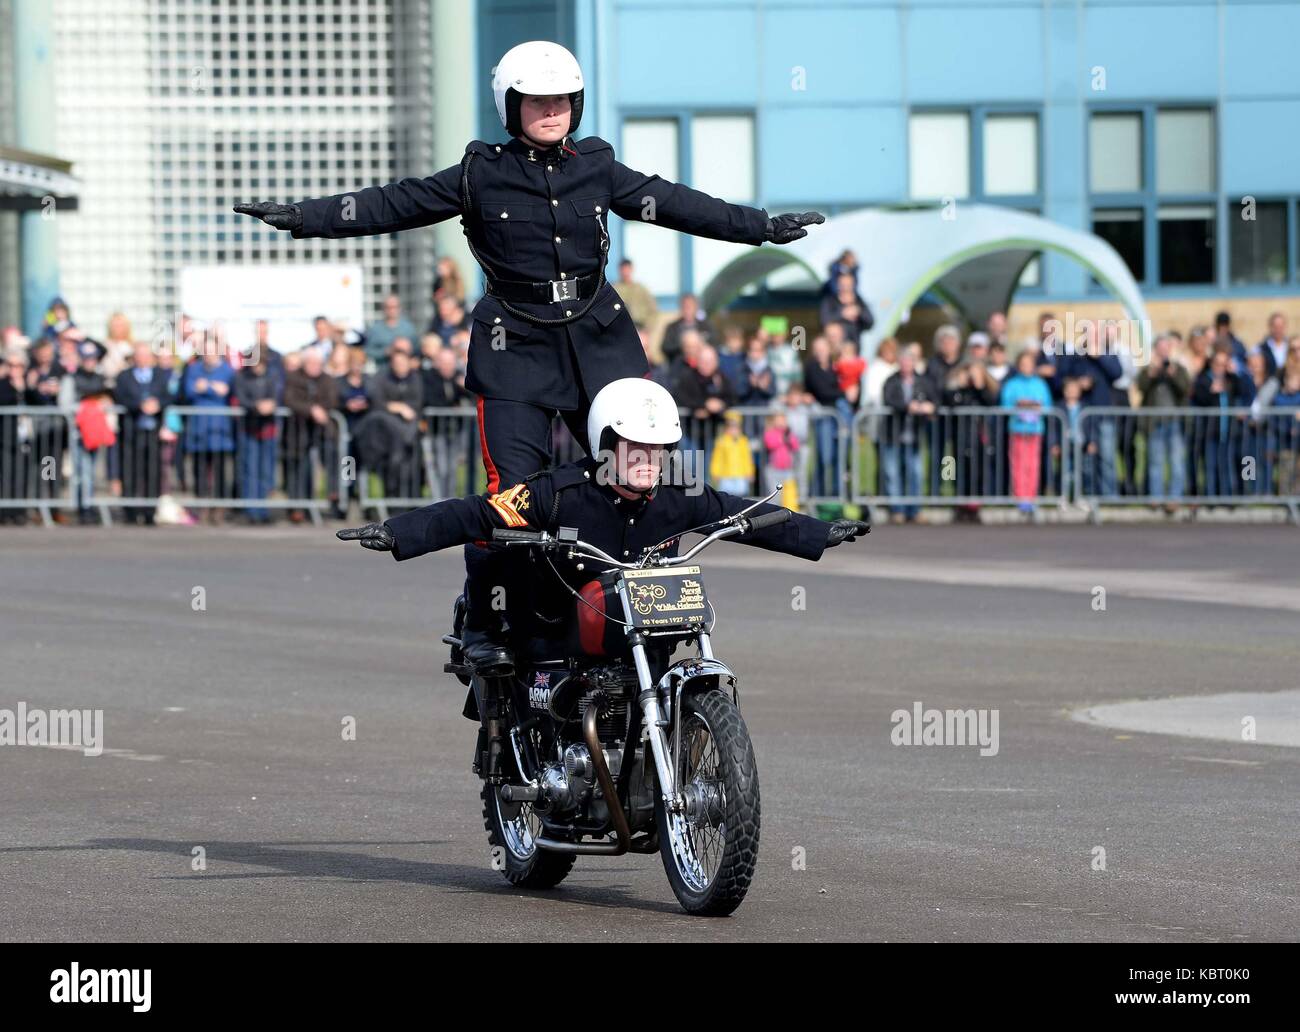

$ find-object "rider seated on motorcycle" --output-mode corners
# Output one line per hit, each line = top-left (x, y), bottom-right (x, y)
(338, 378), (868, 662)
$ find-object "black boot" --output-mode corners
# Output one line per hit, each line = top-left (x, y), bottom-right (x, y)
(461, 544), (514, 676)
(461, 627), (514, 676)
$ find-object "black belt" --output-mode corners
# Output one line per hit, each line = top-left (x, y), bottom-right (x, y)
(487, 272), (603, 305)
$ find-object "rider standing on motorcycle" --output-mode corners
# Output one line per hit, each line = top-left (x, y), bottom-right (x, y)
(235, 41), (825, 672)
(337, 378), (868, 598)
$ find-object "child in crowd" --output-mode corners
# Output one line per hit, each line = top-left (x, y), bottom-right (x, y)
(709, 409), (756, 495)
(833, 338), (865, 406)
(763, 409), (802, 510)
(999, 348), (1053, 516)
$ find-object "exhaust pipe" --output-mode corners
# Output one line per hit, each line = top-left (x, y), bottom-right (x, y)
(534, 703), (632, 855)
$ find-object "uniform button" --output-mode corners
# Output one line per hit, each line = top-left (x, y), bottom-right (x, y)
(628, 517), (634, 525)
(494, 145), (501, 153)
(613, 303), (621, 311)
(500, 211), (509, 219)
(565, 309), (572, 316)
(554, 236), (561, 243)
(551, 199), (558, 207)
(623, 550), (630, 556)
(595, 205), (602, 213)
(547, 165), (553, 172)
(583, 470), (590, 478)
(493, 317), (501, 324)
(576, 563), (584, 571)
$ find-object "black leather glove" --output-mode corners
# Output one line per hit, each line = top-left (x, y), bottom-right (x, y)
(764, 211), (825, 244)
(336, 522), (394, 552)
(825, 519), (870, 547)
(233, 201), (303, 232)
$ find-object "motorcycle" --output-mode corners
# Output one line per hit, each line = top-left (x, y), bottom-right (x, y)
(443, 496), (792, 916)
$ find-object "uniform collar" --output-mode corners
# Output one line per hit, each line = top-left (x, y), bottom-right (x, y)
(604, 481), (658, 509)
(506, 135), (573, 164)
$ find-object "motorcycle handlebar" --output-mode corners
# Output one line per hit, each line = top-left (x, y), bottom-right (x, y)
(490, 528), (545, 543)
(744, 509), (792, 532)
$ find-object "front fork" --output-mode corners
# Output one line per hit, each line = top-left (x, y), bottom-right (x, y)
(630, 630), (715, 812)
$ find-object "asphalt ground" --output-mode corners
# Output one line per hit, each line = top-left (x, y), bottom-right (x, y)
(1, 521), (1297, 942)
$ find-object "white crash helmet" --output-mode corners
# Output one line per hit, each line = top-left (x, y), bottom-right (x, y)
(587, 377), (682, 460)
(492, 41), (584, 139)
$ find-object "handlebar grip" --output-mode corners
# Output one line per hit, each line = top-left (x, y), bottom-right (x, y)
(744, 509), (793, 532)
(491, 528), (544, 543)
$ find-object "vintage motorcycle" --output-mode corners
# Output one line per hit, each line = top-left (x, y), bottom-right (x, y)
(442, 498), (792, 916)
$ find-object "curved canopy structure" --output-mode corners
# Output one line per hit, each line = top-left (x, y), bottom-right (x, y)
(700, 205), (1150, 353)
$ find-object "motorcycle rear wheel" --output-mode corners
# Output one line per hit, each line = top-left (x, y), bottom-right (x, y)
(481, 782), (576, 888)
(655, 689), (761, 916)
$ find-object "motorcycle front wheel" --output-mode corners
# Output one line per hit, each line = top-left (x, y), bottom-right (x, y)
(655, 689), (761, 916)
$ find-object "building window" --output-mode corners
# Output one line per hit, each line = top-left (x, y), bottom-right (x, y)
(1092, 208), (1145, 281)
(621, 112), (758, 298)
(1230, 201), (1289, 285)
(621, 118), (681, 297)
(689, 114), (755, 293)
(908, 107), (1044, 291)
(1155, 109), (1214, 194)
(1088, 105), (1216, 287)
(690, 115), (754, 203)
(1089, 113), (1142, 194)
(983, 114), (1038, 197)
(1158, 205), (1215, 284)
(908, 112), (970, 201)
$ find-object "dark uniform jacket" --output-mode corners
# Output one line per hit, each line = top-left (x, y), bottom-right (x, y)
(385, 457), (830, 580)
(289, 136), (771, 410)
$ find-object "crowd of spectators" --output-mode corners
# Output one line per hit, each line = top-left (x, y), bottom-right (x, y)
(0, 272), (476, 526)
(3, 249), (1299, 527)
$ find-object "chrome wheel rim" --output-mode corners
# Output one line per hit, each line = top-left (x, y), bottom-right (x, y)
(666, 710), (726, 893)
(496, 791), (542, 861)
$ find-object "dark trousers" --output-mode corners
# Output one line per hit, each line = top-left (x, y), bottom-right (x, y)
(464, 393), (591, 633)
(121, 427), (162, 523)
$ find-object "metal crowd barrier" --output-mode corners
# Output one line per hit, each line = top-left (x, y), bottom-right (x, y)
(355, 408), (480, 521)
(1074, 406), (1300, 522)
(84, 406), (352, 526)
(353, 404), (851, 519)
(0, 405), (78, 526)
(849, 405), (1072, 514)
(4, 402), (1297, 526)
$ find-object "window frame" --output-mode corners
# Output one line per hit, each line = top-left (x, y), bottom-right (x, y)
(618, 108), (760, 303)
(907, 103), (1046, 295)
(1227, 195), (1297, 288)
(1077, 100), (1296, 296)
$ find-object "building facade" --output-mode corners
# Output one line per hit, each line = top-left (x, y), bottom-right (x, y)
(480, 0), (1300, 341)
(5, 0), (1299, 345)
(3, 0), (443, 341)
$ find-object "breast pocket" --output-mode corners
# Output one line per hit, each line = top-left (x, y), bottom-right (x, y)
(569, 196), (610, 259)
(480, 201), (537, 262)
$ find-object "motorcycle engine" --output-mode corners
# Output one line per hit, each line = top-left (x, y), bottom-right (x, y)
(534, 742), (595, 815)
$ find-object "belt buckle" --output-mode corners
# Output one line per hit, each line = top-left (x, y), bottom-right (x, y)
(549, 278), (578, 303)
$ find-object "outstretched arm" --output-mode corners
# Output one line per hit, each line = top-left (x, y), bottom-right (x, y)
(608, 159), (822, 245)
(338, 478), (552, 562)
(236, 163), (463, 240)
(687, 486), (867, 562)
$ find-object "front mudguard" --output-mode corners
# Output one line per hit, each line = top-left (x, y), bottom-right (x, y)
(655, 657), (739, 726)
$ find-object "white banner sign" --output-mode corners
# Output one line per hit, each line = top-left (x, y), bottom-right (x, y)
(179, 264), (365, 354)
